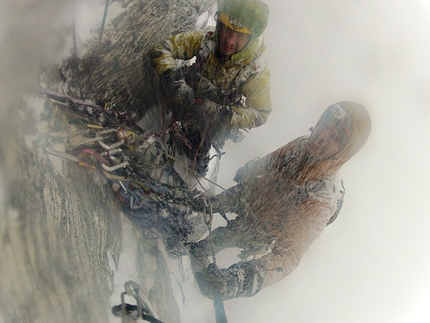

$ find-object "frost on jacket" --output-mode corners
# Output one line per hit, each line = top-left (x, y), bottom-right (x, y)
(191, 102), (372, 300)
(151, 28), (271, 130)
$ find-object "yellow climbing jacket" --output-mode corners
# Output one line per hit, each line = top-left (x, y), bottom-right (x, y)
(151, 28), (271, 131)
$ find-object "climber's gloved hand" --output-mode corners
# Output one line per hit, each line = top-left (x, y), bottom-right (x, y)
(195, 263), (237, 300)
(162, 69), (196, 108)
(195, 261), (267, 300)
(191, 73), (228, 105)
(192, 99), (233, 127)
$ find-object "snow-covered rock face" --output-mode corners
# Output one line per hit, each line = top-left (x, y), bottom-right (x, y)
(42, 0), (217, 121)
(0, 1), (216, 322)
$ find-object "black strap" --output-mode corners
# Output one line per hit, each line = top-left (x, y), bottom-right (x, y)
(213, 295), (228, 323)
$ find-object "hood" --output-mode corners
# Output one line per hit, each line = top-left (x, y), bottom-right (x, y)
(232, 35), (266, 64)
(217, 0), (270, 37)
(325, 101), (371, 163)
(212, 31), (266, 65)
(302, 101), (372, 176)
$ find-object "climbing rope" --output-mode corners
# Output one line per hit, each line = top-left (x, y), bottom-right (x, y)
(41, 90), (231, 257)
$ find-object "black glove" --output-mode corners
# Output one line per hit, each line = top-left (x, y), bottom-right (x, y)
(189, 73), (233, 106)
(192, 99), (233, 127)
(195, 263), (238, 300)
(195, 261), (265, 300)
(162, 69), (195, 109)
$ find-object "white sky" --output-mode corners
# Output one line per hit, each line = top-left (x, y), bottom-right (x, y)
(1, 1), (430, 322)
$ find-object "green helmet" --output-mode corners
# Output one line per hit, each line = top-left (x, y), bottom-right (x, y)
(218, 0), (269, 37)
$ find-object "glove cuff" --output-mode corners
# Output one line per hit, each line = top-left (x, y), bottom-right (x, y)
(227, 261), (265, 298)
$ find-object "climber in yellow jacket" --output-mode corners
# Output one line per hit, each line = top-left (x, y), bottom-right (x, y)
(189, 101), (372, 300)
(151, 0), (271, 175)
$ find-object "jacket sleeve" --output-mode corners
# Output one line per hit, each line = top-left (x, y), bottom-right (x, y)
(224, 195), (337, 299)
(229, 65), (272, 129)
(233, 137), (304, 184)
(151, 30), (206, 75)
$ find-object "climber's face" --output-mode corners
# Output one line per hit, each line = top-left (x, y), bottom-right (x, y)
(307, 104), (353, 160)
(218, 22), (251, 58)
(307, 123), (342, 159)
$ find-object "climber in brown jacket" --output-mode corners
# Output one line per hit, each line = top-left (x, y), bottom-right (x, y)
(189, 101), (372, 300)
